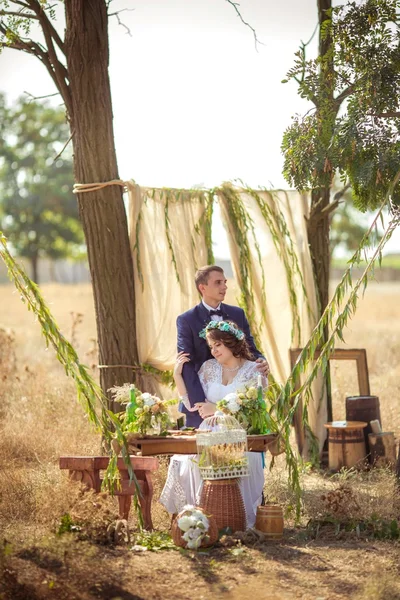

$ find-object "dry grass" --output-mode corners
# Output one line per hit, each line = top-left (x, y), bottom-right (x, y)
(0, 281), (399, 546)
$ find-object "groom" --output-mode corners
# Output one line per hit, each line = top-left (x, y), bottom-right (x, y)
(177, 264), (269, 428)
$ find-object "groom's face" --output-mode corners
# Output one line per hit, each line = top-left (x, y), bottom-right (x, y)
(200, 270), (227, 306)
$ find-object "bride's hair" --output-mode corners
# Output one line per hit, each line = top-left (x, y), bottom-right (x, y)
(206, 321), (255, 361)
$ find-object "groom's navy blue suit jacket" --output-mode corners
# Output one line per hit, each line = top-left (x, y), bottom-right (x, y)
(177, 302), (264, 427)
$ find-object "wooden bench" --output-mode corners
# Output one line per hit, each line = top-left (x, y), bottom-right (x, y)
(59, 455), (159, 530)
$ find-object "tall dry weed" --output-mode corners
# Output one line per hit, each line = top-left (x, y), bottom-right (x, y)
(263, 455), (400, 528)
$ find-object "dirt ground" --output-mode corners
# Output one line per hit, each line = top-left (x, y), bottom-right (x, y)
(2, 532), (400, 600)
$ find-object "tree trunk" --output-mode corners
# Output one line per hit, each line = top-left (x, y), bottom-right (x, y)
(64, 0), (139, 409)
(306, 0), (335, 422)
(31, 253), (39, 284)
(308, 188), (331, 322)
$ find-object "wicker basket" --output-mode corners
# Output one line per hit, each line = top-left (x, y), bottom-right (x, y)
(171, 508), (219, 549)
(199, 478), (246, 532)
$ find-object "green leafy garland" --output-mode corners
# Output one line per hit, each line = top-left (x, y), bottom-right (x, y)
(0, 234), (144, 526)
(217, 182), (313, 350)
(134, 187), (214, 289)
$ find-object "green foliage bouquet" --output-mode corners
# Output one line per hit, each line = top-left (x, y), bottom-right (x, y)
(217, 385), (278, 435)
(110, 384), (176, 436)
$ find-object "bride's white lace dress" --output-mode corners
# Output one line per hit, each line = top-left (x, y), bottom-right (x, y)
(160, 359), (266, 528)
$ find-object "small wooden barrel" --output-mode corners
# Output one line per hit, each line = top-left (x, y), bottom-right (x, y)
(346, 396), (381, 458)
(255, 505), (284, 540)
(324, 421), (368, 471)
(368, 432), (397, 469)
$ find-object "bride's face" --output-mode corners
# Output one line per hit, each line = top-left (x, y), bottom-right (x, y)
(208, 339), (234, 364)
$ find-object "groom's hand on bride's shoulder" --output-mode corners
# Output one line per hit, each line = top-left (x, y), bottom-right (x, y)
(255, 357), (270, 377)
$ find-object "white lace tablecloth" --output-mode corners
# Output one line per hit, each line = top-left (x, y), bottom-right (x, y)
(159, 452), (264, 528)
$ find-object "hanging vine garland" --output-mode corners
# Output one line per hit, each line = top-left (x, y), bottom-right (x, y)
(133, 186), (214, 290)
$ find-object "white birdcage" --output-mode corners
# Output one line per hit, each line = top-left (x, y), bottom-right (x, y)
(196, 411), (249, 480)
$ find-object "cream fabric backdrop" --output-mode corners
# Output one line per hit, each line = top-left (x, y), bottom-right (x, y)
(128, 182), (327, 452)
(128, 182), (211, 374)
(218, 187), (327, 453)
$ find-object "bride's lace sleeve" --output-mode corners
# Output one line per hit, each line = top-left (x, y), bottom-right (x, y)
(235, 361), (268, 391)
(198, 359), (219, 398)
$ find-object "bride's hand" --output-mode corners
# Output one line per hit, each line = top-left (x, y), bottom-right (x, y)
(194, 401), (216, 420)
(174, 351), (190, 376)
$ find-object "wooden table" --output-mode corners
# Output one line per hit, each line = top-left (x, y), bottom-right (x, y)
(131, 433), (278, 456)
(59, 455), (158, 529)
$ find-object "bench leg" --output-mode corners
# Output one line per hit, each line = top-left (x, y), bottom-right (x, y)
(118, 471), (154, 530)
(138, 472), (154, 530)
(118, 494), (132, 521)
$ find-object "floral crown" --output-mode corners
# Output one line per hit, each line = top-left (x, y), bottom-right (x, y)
(199, 320), (245, 341)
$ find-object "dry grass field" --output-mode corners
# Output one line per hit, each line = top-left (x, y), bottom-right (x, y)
(0, 279), (400, 599)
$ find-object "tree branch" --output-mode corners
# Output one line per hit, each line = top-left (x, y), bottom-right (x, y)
(375, 111), (400, 119)
(25, 1), (70, 110)
(108, 7), (134, 37)
(334, 84), (354, 106)
(333, 182), (351, 203)
(53, 129), (75, 163)
(0, 22), (71, 114)
(24, 90), (61, 102)
(0, 10), (38, 18)
(8, 0), (31, 8)
(26, 0), (65, 56)
(225, 0), (263, 50)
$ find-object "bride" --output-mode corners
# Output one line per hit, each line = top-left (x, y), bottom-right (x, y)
(160, 320), (267, 527)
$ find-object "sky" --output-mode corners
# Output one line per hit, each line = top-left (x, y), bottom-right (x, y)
(0, 0), (399, 256)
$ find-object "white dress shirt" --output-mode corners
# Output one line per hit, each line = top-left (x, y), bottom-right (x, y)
(202, 300), (223, 321)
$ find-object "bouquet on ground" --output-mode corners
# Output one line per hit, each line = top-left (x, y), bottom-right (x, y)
(171, 505), (218, 549)
(109, 383), (176, 436)
(217, 383), (278, 435)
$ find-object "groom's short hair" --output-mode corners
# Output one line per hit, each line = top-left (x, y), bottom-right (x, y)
(195, 265), (224, 293)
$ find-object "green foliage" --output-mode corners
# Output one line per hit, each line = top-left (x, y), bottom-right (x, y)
(330, 190), (383, 256)
(307, 517), (400, 540)
(57, 513), (76, 535)
(282, 0), (400, 210)
(217, 183), (313, 348)
(132, 530), (176, 551)
(0, 1), (57, 47)
(0, 94), (84, 281)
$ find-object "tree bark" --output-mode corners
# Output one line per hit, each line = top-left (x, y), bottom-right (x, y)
(306, 0), (335, 422)
(31, 252), (39, 284)
(64, 0), (139, 409)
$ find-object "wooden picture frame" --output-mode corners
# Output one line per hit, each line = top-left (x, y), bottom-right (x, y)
(289, 348), (371, 454)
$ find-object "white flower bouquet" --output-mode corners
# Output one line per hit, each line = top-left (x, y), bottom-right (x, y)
(171, 505), (218, 549)
(109, 383), (176, 436)
(217, 385), (277, 435)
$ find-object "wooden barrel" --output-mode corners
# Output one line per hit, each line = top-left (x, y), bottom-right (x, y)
(324, 421), (367, 471)
(345, 396), (381, 456)
(368, 432), (397, 469)
(255, 505), (284, 540)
